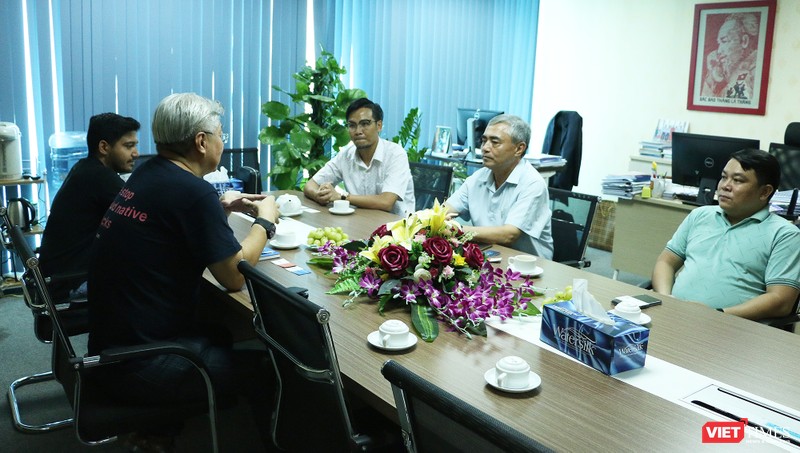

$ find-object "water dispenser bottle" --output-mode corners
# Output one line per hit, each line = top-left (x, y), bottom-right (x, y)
(48, 131), (88, 199)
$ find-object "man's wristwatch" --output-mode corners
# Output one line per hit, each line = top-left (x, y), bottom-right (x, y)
(253, 217), (276, 240)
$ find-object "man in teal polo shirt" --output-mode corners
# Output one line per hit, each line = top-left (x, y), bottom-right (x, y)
(652, 148), (800, 320)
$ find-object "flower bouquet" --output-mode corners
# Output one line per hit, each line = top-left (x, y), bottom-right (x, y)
(309, 201), (543, 341)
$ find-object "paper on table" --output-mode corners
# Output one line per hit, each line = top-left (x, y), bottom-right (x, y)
(572, 278), (614, 325)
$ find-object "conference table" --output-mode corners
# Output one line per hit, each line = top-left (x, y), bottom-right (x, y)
(204, 191), (800, 452)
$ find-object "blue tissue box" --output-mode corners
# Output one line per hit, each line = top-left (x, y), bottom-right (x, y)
(539, 301), (649, 375)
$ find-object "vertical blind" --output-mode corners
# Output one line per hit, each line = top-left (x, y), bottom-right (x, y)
(315, 0), (539, 147)
(1, 0), (538, 196)
(0, 0), (308, 188)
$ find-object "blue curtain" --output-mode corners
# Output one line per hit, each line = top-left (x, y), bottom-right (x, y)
(314, 0), (539, 147)
(0, 0), (309, 194)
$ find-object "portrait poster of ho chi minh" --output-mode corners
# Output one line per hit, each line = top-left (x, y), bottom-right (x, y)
(686, 1), (776, 116)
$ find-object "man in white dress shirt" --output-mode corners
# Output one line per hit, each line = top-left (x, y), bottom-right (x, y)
(445, 114), (553, 259)
(304, 98), (415, 216)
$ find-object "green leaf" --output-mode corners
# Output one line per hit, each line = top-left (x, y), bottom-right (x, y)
(378, 294), (392, 314)
(289, 127), (314, 151)
(307, 257), (334, 269)
(262, 101), (291, 120)
(342, 240), (367, 252)
(259, 125), (288, 145)
(410, 304), (439, 342)
(327, 277), (361, 295)
(378, 279), (402, 296)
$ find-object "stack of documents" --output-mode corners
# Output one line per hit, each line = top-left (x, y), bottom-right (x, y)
(524, 153), (567, 167)
(602, 172), (650, 199)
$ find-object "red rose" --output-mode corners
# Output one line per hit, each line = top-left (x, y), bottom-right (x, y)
(369, 223), (392, 239)
(378, 244), (409, 277)
(462, 242), (484, 268)
(423, 236), (453, 265)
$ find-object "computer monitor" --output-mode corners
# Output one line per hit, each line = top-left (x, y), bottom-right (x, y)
(672, 132), (760, 204)
(456, 108), (503, 152)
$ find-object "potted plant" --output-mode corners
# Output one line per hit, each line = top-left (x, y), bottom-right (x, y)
(391, 107), (429, 163)
(259, 49), (366, 189)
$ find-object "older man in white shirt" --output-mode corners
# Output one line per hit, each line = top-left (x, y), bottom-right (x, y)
(445, 114), (553, 259)
(304, 98), (415, 216)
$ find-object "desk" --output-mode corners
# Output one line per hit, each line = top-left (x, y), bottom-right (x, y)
(208, 192), (800, 451)
(611, 196), (697, 279)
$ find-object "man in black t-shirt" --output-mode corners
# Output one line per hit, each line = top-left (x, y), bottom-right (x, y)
(38, 113), (140, 300)
(88, 93), (279, 450)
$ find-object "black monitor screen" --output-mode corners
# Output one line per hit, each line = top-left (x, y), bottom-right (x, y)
(672, 132), (760, 188)
(456, 108), (503, 145)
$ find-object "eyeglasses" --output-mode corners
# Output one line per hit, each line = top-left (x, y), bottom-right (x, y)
(203, 131), (229, 144)
(347, 119), (377, 131)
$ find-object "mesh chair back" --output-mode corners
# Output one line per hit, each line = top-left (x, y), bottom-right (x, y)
(239, 261), (364, 451)
(410, 162), (453, 211)
(548, 187), (599, 268)
(768, 142), (800, 191)
(221, 148), (259, 174)
(381, 360), (552, 453)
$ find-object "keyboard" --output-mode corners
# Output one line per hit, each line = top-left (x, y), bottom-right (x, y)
(674, 193), (697, 202)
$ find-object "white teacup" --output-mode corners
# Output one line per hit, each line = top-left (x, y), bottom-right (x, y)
(614, 300), (643, 322)
(507, 255), (537, 273)
(272, 229), (296, 246)
(495, 356), (531, 390)
(276, 194), (302, 214)
(333, 199), (350, 211)
(378, 319), (409, 348)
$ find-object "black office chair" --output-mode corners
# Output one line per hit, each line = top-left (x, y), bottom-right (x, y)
(234, 165), (262, 194)
(409, 162), (453, 211)
(1, 207), (89, 434)
(7, 221), (222, 450)
(548, 187), (599, 268)
(239, 260), (389, 451)
(221, 148), (259, 174)
(381, 360), (553, 453)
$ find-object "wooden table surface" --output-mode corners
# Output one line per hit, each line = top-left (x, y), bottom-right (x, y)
(208, 191), (800, 452)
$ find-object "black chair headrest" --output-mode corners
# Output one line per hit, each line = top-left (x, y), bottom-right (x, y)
(785, 122), (800, 147)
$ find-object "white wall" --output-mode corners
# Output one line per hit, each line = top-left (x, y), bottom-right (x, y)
(531, 0), (800, 196)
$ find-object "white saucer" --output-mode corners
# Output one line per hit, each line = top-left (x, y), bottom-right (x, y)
(508, 264), (544, 278)
(280, 209), (303, 217)
(367, 331), (418, 351)
(610, 310), (652, 325)
(329, 207), (355, 215)
(484, 368), (541, 393)
(269, 239), (301, 250)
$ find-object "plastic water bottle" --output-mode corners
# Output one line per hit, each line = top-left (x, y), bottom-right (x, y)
(48, 131), (88, 199)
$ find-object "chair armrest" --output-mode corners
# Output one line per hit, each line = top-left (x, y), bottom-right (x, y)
(758, 313), (800, 329)
(93, 341), (206, 368)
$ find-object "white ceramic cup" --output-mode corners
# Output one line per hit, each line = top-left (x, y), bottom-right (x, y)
(614, 300), (643, 322)
(333, 199), (350, 211)
(495, 356), (531, 390)
(276, 194), (302, 214)
(272, 229), (296, 246)
(378, 319), (409, 348)
(507, 255), (537, 273)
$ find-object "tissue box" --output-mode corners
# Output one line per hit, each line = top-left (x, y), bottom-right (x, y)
(539, 301), (649, 375)
(212, 178), (244, 196)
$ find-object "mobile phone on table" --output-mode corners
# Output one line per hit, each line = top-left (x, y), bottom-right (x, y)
(611, 294), (662, 309)
(485, 250), (501, 263)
